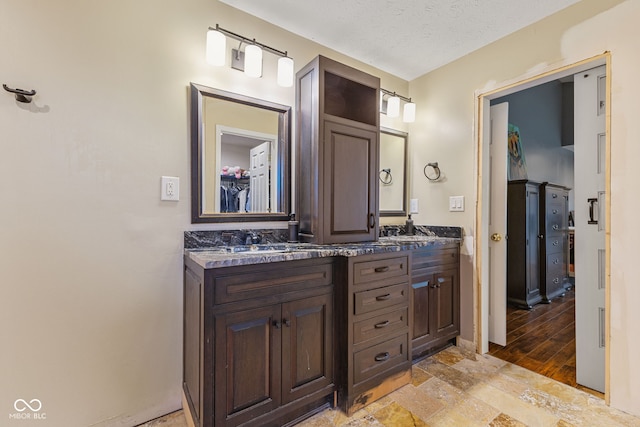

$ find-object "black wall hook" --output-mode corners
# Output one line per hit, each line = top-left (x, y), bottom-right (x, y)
(3, 84), (36, 103)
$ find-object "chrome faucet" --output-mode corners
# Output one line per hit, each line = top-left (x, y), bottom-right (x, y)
(245, 232), (262, 245)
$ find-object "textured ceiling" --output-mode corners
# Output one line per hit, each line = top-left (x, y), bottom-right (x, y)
(220, 0), (582, 81)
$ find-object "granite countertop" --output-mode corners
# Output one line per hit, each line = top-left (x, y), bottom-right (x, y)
(185, 235), (461, 269)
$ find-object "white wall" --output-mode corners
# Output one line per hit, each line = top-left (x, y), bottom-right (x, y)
(0, 1), (407, 426)
(407, 0), (639, 416)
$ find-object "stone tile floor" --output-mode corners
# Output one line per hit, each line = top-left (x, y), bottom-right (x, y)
(140, 346), (640, 426)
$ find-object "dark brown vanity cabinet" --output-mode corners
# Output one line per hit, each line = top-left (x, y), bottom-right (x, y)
(183, 258), (335, 427)
(296, 55), (380, 244)
(539, 182), (570, 302)
(335, 252), (412, 415)
(410, 244), (460, 359)
(507, 180), (542, 309)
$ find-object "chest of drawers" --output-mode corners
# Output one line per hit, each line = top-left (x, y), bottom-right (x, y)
(335, 251), (412, 414)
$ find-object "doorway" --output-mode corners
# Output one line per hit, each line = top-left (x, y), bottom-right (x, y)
(476, 55), (610, 399)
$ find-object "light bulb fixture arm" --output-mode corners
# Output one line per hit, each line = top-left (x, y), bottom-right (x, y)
(380, 88), (411, 103)
(209, 24), (290, 59)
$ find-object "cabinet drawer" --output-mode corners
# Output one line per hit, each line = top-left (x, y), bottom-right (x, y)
(353, 307), (409, 347)
(354, 283), (409, 315)
(545, 235), (564, 251)
(546, 255), (566, 285)
(213, 261), (333, 304)
(412, 247), (459, 275)
(546, 187), (566, 201)
(353, 256), (408, 286)
(353, 333), (409, 385)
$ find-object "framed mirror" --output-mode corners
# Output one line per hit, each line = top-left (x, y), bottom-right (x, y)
(379, 127), (408, 216)
(190, 83), (291, 223)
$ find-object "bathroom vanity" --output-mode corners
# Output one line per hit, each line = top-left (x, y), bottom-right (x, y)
(182, 230), (461, 427)
(185, 55), (461, 427)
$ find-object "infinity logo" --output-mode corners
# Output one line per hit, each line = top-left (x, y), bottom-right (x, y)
(14, 399), (42, 412)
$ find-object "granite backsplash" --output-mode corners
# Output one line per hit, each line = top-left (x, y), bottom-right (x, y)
(185, 225), (462, 249)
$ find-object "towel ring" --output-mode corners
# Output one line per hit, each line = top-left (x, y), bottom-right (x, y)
(379, 168), (393, 184)
(423, 162), (441, 181)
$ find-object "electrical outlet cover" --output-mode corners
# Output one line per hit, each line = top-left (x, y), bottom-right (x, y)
(161, 176), (180, 201)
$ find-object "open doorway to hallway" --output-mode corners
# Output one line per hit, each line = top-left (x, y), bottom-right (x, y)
(477, 55), (609, 399)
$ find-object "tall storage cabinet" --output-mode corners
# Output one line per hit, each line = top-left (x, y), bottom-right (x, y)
(507, 180), (542, 309)
(507, 180), (570, 309)
(539, 182), (570, 302)
(296, 55), (380, 244)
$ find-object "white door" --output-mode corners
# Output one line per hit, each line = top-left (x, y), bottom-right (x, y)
(574, 66), (606, 393)
(250, 141), (270, 212)
(488, 102), (509, 346)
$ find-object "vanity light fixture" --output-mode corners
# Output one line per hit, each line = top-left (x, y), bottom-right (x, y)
(206, 24), (294, 87)
(387, 95), (400, 117)
(380, 88), (416, 123)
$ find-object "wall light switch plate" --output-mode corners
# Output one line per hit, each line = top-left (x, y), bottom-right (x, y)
(410, 198), (419, 214)
(449, 195), (464, 212)
(161, 176), (180, 201)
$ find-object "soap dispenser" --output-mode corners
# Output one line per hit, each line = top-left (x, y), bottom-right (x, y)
(405, 214), (415, 236)
(288, 213), (299, 243)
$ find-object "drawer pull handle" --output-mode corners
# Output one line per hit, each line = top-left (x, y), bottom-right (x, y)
(376, 294), (391, 301)
(374, 266), (390, 273)
(374, 320), (390, 329)
(374, 352), (390, 362)
(553, 259), (559, 264)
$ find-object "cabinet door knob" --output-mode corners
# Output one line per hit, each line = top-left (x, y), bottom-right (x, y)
(273, 320), (282, 329)
(374, 352), (390, 362)
(283, 319), (291, 327)
(491, 233), (502, 242)
(374, 320), (390, 329)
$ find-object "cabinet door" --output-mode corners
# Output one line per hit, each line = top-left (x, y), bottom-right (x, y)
(322, 121), (378, 243)
(411, 273), (434, 348)
(432, 268), (460, 339)
(214, 305), (281, 427)
(526, 186), (541, 299)
(281, 293), (334, 404)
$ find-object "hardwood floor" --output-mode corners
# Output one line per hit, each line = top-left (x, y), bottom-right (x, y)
(488, 288), (603, 398)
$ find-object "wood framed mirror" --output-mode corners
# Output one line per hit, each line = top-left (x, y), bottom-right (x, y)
(379, 127), (408, 217)
(190, 83), (291, 223)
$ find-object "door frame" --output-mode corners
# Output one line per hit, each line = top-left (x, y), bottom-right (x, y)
(473, 52), (611, 401)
